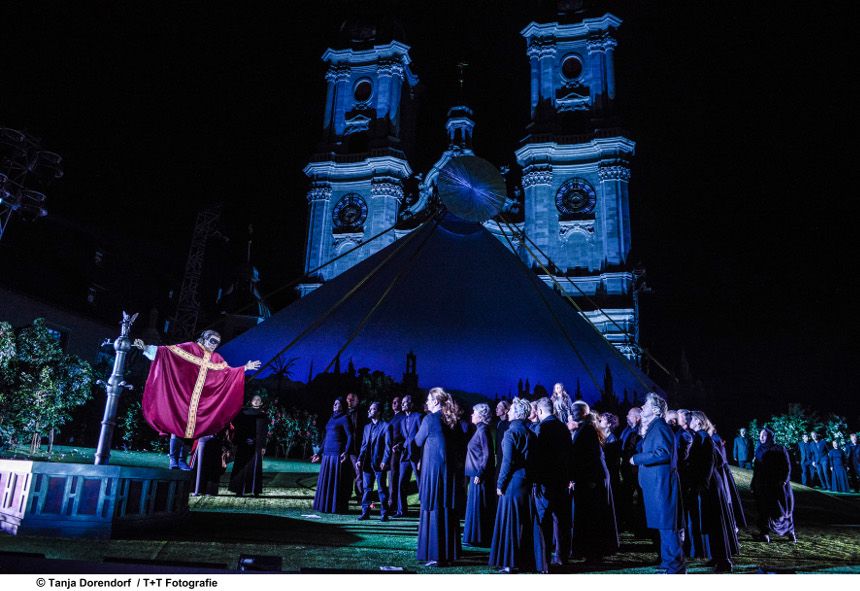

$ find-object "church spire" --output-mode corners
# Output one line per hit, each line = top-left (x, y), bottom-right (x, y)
(445, 62), (475, 151)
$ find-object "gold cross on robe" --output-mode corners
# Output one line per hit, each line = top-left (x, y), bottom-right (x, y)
(167, 345), (229, 438)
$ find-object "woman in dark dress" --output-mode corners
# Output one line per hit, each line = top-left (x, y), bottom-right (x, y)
(312, 397), (353, 514)
(711, 426), (747, 530)
(463, 403), (496, 547)
(569, 402), (619, 561)
(489, 397), (546, 573)
(688, 412), (736, 572)
(598, 412), (622, 524)
(828, 440), (851, 492)
(751, 428), (796, 543)
(415, 387), (466, 566)
(229, 395), (268, 496)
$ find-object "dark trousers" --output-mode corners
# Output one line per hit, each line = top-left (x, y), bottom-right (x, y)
(658, 529), (686, 573)
(815, 461), (831, 490)
(388, 448), (402, 511)
(397, 460), (419, 515)
(800, 462), (815, 487)
(533, 483), (570, 564)
(361, 470), (389, 515)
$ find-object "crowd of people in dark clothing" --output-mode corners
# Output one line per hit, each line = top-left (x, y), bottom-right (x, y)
(308, 384), (860, 574)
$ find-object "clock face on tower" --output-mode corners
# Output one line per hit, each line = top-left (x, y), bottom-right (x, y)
(332, 193), (368, 231)
(555, 179), (596, 217)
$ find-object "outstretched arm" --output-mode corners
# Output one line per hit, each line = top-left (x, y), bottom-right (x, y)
(244, 360), (262, 371)
(133, 339), (158, 361)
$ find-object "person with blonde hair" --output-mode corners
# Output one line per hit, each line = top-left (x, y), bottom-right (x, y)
(463, 403), (496, 547)
(415, 387), (466, 566)
(688, 410), (735, 572)
(489, 397), (546, 573)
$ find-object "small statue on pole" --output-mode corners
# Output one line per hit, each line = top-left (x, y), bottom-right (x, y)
(94, 311), (138, 465)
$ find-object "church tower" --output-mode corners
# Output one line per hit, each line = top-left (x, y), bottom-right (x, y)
(300, 20), (419, 296)
(515, 5), (639, 362)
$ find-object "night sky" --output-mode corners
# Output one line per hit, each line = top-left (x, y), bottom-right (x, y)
(1, 1), (854, 422)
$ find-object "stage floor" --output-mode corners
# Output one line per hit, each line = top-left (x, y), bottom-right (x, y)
(1, 451), (859, 574)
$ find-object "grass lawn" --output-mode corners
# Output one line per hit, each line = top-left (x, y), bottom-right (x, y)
(1, 447), (858, 574)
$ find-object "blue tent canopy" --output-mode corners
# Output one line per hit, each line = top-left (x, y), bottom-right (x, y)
(219, 215), (660, 404)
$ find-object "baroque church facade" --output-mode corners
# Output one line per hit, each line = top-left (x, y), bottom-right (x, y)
(299, 7), (641, 364)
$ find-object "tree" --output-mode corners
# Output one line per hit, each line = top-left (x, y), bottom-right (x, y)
(0, 318), (95, 453)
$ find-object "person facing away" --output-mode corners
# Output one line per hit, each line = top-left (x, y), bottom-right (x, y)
(751, 427), (796, 543)
(569, 401), (619, 562)
(619, 406), (646, 535)
(733, 428), (754, 469)
(414, 387), (466, 567)
(630, 393), (685, 574)
(356, 401), (392, 520)
(797, 433), (816, 487)
(489, 397), (546, 574)
(135, 329), (261, 470)
(532, 397), (572, 566)
(463, 403), (497, 547)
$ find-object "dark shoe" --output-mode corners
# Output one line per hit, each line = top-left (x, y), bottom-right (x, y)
(497, 567), (512, 574)
(393, 512), (406, 518)
(713, 561), (733, 573)
(787, 532), (797, 544)
(168, 458), (179, 470)
(380, 514), (390, 522)
(357, 512), (369, 521)
(758, 533), (771, 543)
(424, 561), (439, 567)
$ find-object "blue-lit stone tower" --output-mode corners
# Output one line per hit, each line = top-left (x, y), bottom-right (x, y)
(299, 8), (640, 363)
(300, 22), (419, 297)
(513, 10), (639, 362)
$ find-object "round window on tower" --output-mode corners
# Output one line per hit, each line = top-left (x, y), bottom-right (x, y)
(561, 55), (583, 81)
(353, 79), (373, 103)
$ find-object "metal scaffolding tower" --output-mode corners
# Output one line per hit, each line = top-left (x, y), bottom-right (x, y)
(0, 128), (59, 242)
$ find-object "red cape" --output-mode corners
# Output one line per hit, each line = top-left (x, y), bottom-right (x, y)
(142, 342), (245, 439)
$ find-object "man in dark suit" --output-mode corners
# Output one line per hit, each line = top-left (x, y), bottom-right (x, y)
(810, 431), (830, 490)
(798, 433), (815, 487)
(631, 393), (685, 574)
(356, 401), (391, 521)
(733, 428), (754, 469)
(675, 409), (697, 557)
(847, 432), (860, 492)
(387, 396), (404, 514)
(396, 394), (423, 517)
(532, 397), (572, 566)
(346, 392), (364, 498)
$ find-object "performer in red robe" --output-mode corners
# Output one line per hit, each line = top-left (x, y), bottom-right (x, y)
(135, 330), (261, 469)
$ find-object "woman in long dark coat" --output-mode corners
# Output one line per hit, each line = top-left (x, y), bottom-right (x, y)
(688, 412), (735, 572)
(569, 403), (619, 561)
(229, 395), (268, 496)
(828, 440), (851, 492)
(598, 412), (622, 528)
(463, 403), (496, 547)
(415, 387), (466, 566)
(710, 426), (747, 530)
(751, 428), (796, 542)
(312, 397), (353, 513)
(489, 397), (546, 573)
